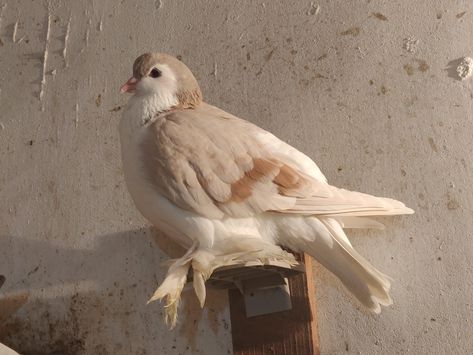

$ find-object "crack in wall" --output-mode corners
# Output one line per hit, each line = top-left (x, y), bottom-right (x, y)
(12, 11), (19, 43)
(39, 2), (52, 112)
(0, 3), (7, 46)
(63, 15), (71, 68)
(74, 102), (79, 128)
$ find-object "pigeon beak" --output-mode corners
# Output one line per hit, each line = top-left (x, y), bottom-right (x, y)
(120, 77), (138, 93)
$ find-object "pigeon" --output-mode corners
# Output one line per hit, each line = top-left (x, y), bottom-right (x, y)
(119, 52), (413, 328)
(0, 343), (20, 355)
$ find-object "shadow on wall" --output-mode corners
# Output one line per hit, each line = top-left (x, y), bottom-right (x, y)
(0, 229), (228, 355)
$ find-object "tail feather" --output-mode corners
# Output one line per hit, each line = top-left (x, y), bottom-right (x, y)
(287, 188), (415, 217)
(279, 216), (393, 313)
(335, 216), (385, 230)
(320, 218), (392, 311)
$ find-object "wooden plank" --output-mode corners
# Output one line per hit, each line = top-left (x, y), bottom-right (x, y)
(229, 253), (320, 355)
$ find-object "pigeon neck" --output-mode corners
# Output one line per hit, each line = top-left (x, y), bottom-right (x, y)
(132, 92), (179, 124)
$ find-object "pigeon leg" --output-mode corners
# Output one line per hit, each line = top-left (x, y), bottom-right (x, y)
(147, 240), (199, 328)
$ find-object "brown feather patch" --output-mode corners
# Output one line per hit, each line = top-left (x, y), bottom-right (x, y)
(247, 159), (278, 180)
(274, 164), (303, 190)
(230, 175), (255, 203)
(228, 159), (279, 203)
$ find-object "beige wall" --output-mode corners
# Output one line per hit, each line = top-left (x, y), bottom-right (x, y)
(1, 0), (472, 354)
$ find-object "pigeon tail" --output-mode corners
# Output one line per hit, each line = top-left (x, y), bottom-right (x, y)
(278, 216), (393, 313)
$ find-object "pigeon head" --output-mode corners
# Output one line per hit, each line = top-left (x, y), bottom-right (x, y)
(121, 52), (202, 111)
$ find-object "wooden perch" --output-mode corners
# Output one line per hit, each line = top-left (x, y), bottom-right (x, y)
(222, 253), (320, 355)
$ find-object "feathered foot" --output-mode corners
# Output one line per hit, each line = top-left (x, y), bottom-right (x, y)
(149, 237), (299, 328)
(147, 241), (198, 328)
(147, 260), (191, 328)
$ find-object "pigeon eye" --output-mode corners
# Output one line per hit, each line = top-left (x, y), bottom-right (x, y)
(149, 68), (162, 78)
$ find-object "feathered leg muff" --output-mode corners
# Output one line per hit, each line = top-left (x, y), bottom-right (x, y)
(148, 236), (298, 328)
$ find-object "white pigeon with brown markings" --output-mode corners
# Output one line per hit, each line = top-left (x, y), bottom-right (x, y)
(118, 52), (413, 328)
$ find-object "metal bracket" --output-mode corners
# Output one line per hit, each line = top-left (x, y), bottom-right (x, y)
(243, 275), (292, 317)
(190, 260), (305, 317)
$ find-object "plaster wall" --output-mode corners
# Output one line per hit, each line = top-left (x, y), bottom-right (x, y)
(1, 1), (472, 354)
